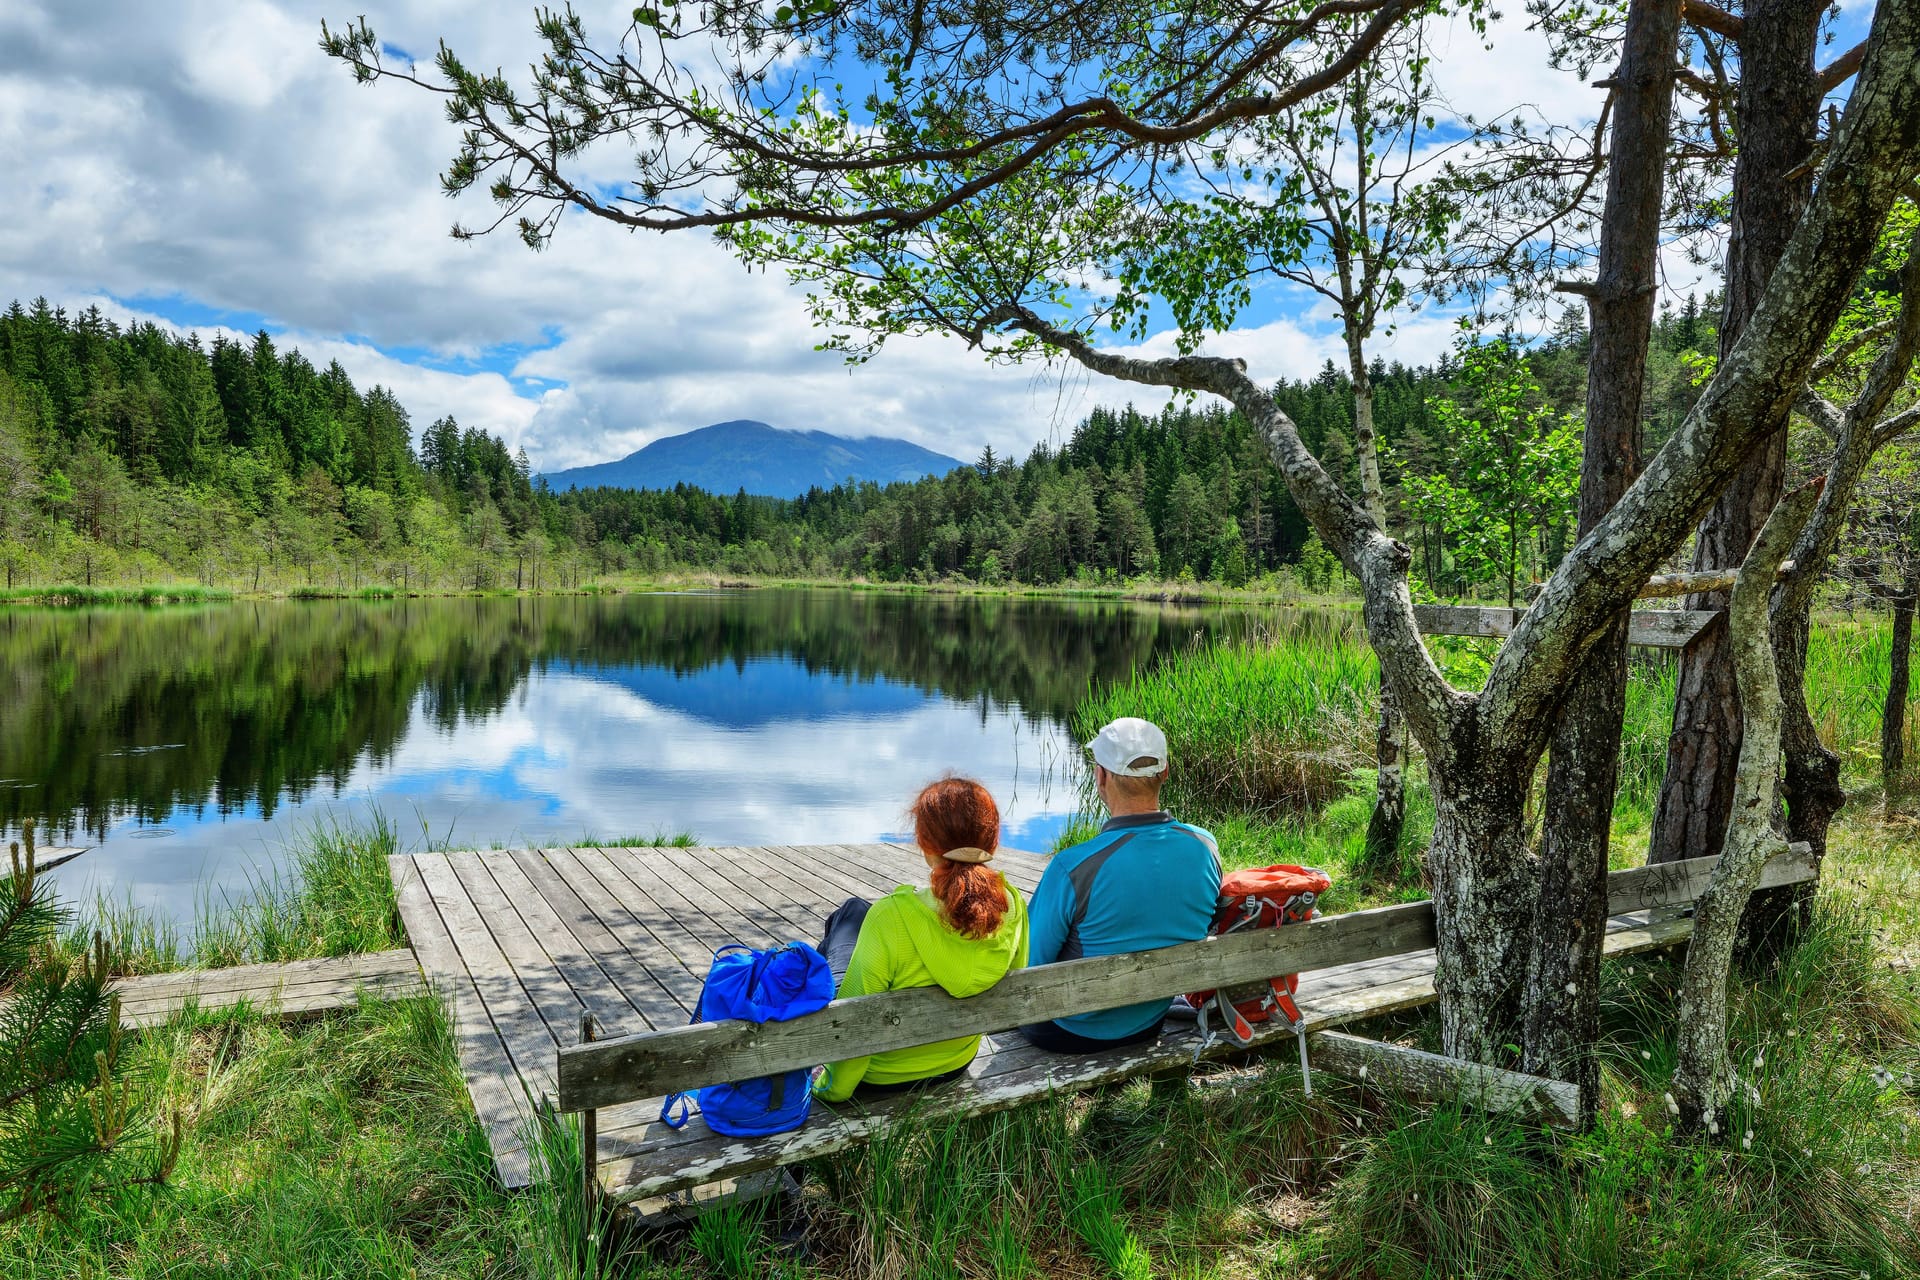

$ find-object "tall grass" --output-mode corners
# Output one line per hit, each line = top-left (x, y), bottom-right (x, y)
(1322, 900), (1920, 1279)
(1074, 624), (1379, 818)
(0, 994), (531, 1279)
(70, 813), (407, 976)
(0, 583), (233, 607)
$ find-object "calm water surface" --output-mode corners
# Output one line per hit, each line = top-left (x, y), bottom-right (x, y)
(3, 589), (1350, 922)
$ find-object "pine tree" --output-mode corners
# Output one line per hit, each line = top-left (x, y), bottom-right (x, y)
(0, 824), (180, 1222)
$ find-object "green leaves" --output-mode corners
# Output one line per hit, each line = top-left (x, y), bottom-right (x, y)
(1401, 337), (1584, 607)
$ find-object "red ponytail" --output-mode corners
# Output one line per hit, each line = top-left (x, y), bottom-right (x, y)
(911, 776), (1009, 940)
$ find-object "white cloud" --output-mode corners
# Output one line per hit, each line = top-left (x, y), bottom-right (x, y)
(0, 1), (1620, 475)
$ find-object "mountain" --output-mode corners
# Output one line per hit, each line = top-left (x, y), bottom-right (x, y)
(540, 420), (965, 498)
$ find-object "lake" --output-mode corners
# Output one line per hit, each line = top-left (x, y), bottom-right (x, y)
(5, 589), (1351, 922)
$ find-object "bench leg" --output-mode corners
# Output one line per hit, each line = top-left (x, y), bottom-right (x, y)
(582, 1106), (598, 1213)
(579, 1014), (599, 1214)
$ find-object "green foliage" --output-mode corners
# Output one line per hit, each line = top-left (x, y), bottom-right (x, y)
(1401, 336), (1584, 606)
(0, 824), (178, 1223)
(0, 295), (1619, 598)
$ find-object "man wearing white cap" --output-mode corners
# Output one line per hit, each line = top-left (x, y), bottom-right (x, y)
(1020, 717), (1222, 1053)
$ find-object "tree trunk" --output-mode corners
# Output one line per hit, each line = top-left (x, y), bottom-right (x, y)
(1672, 480), (1821, 1134)
(1362, 685), (1408, 879)
(1886, 572), (1916, 787)
(1650, 0), (1823, 867)
(1429, 766), (1538, 1066)
(1524, 0), (1676, 1125)
(1351, 356), (1408, 875)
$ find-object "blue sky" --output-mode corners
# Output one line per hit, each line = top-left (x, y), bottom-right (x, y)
(1, 0), (1873, 471)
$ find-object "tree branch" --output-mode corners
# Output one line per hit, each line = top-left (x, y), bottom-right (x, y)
(1816, 39), (1870, 94)
(982, 302), (1461, 750)
(1682, 0), (1744, 41)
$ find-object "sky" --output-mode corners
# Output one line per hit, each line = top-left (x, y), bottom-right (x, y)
(0, 0), (1730, 473)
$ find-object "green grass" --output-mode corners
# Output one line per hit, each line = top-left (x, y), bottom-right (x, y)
(1074, 623), (1380, 817)
(288, 584), (402, 600)
(0, 995), (535, 1279)
(69, 813), (408, 976)
(0, 583), (234, 607)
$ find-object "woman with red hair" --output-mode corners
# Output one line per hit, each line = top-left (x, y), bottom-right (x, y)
(813, 776), (1028, 1102)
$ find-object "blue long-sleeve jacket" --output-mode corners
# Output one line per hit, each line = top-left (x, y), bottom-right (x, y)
(1028, 811), (1222, 1039)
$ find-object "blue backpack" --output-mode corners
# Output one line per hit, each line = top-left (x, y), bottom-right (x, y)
(658, 941), (837, 1137)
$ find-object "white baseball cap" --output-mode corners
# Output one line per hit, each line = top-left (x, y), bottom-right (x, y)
(1086, 717), (1170, 777)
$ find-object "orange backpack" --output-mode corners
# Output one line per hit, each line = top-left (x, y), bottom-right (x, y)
(1183, 864), (1332, 1089)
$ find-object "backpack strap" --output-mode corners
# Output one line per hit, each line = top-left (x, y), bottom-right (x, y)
(658, 1092), (697, 1130)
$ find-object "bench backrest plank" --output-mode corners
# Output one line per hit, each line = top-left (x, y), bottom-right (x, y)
(1413, 603), (1718, 650)
(556, 844), (1813, 1112)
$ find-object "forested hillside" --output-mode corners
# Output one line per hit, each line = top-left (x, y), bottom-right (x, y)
(0, 297), (1720, 595)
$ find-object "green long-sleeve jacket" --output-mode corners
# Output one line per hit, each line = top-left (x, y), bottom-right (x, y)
(813, 880), (1028, 1102)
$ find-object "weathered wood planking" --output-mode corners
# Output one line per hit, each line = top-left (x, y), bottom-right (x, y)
(557, 845), (1813, 1110)
(393, 843), (1039, 1187)
(1413, 603), (1718, 649)
(390, 854), (539, 1187)
(1307, 1032), (1579, 1126)
(111, 950), (422, 1028)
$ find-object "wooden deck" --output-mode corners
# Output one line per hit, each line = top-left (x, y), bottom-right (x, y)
(389, 843), (1714, 1191)
(389, 843), (1051, 1187)
(111, 951), (423, 1028)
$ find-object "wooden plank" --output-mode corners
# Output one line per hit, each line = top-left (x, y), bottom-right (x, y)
(543, 848), (709, 991)
(804, 843), (923, 898)
(701, 846), (853, 940)
(112, 951), (424, 1026)
(562, 847), (1815, 1111)
(1415, 603), (1521, 639)
(1413, 603), (1718, 649)
(414, 854), (560, 1102)
(1604, 841), (1813, 913)
(389, 855), (534, 1187)
(1306, 1031), (1581, 1127)
(36, 846), (89, 872)
(506, 848), (688, 1027)
(476, 850), (655, 1039)
(108, 950), (420, 1003)
(446, 852), (594, 1046)
(650, 845), (810, 948)
(1624, 608), (1720, 649)
(592, 846), (761, 958)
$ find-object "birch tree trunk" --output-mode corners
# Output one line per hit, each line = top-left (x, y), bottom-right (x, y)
(1671, 478), (1823, 1134)
(1352, 353), (1408, 877)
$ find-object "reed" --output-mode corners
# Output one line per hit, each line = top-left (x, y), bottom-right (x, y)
(0, 583), (233, 607)
(1074, 624), (1379, 818)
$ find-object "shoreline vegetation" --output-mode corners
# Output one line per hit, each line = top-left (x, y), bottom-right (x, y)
(5, 607), (1916, 1277)
(0, 569), (1368, 609)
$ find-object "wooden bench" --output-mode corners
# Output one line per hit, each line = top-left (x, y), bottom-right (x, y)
(556, 846), (1815, 1208)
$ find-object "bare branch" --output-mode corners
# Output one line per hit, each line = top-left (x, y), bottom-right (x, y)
(1796, 389), (1848, 438)
(1816, 39), (1870, 94)
(981, 302), (1461, 748)
(1681, 0), (1744, 41)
